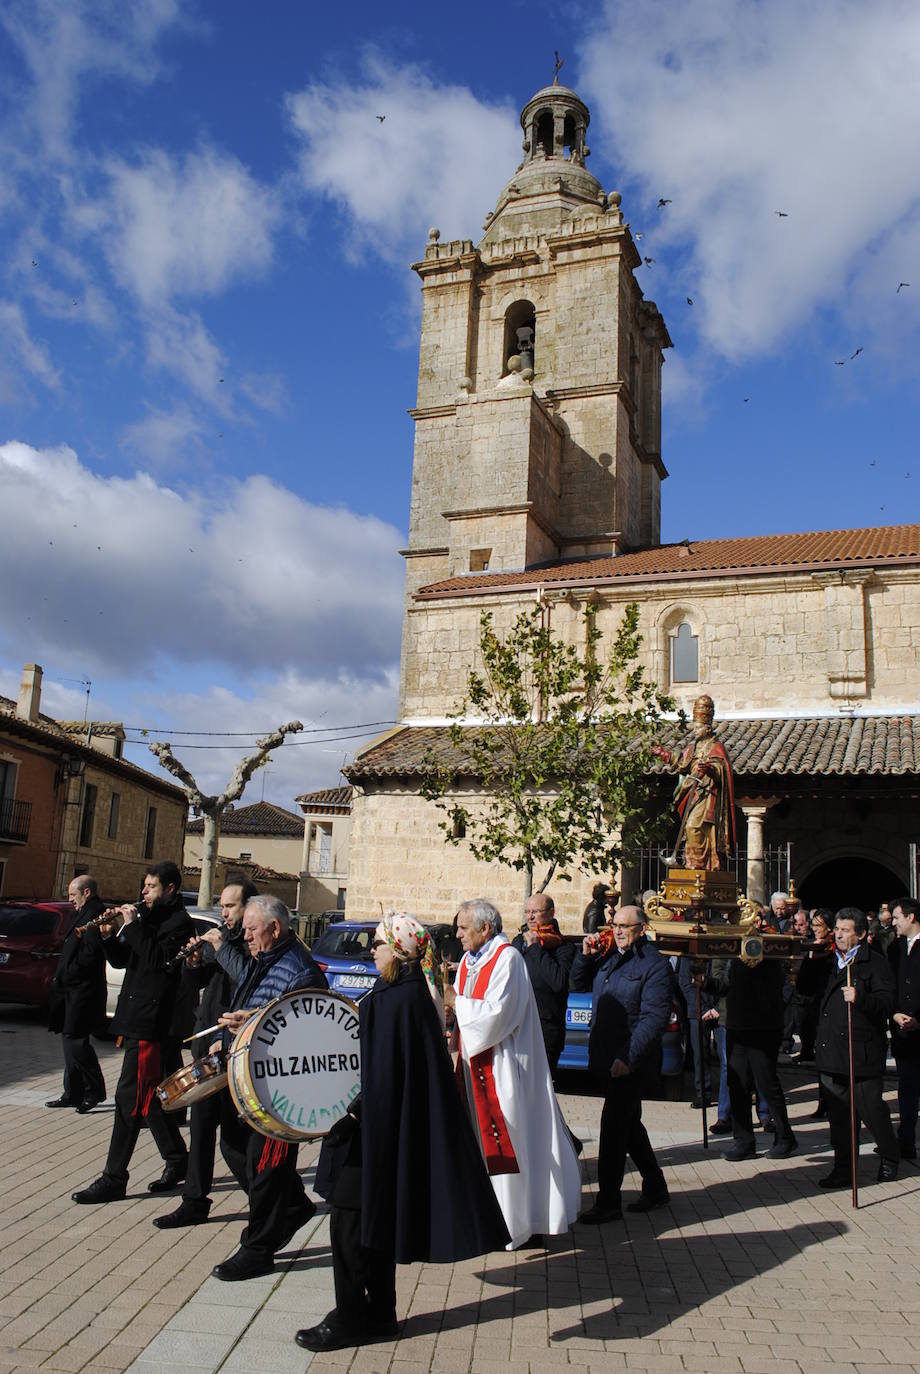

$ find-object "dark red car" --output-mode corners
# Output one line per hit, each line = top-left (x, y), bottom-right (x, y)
(0, 901), (74, 1008)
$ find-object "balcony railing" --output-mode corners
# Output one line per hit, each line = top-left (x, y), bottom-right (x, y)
(0, 797), (32, 844)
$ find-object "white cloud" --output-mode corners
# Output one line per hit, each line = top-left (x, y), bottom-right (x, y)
(93, 146), (280, 305)
(0, 441), (404, 686)
(120, 404), (208, 468)
(144, 307), (228, 404)
(577, 0), (920, 360)
(286, 55), (521, 261)
(0, 300), (60, 400)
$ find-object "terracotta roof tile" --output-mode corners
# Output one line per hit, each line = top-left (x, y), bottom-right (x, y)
(294, 785), (353, 809)
(186, 801), (303, 836)
(345, 717), (920, 781)
(416, 523), (920, 598)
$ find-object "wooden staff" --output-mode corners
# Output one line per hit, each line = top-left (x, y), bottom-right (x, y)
(846, 962), (859, 1209)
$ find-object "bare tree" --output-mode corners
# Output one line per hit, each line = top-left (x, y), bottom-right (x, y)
(149, 721), (303, 907)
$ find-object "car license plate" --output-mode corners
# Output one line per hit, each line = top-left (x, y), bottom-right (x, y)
(569, 1007), (591, 1026)
(337, 974), (376, 989)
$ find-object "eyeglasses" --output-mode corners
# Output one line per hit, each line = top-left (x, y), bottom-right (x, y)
(612, 922), (641, 932)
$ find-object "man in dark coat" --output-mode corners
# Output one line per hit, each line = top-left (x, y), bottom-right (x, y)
(47, 874), (108, 1111)
(209, 894), (328, 1281)
(889, 900), (920, 1160)
(152, 876), (257, 1229)
(298, 912), (509, 1352)
(570, 905), (673, 1222)
(511, 892), (575, 1073)
(72, 860), (193, 1204)
(815, 907), (899, 1188)
(707, 955), (797, 1161)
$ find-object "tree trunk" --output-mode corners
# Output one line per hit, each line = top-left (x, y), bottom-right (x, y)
(198, 812), (219, 908)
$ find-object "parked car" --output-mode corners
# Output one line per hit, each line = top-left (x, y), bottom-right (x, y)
(0, 901), (74, 1008)
(559, 987), (686, 1089)
(104, 907), (222, 1017)
(311, 920), (454, 1003)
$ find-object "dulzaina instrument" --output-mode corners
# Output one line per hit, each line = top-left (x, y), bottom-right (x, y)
(165, 930), (223, 972)
(74, 907), (126, 938)
(156, 1052), (227, 1112)
(226, 988), (361, 1142)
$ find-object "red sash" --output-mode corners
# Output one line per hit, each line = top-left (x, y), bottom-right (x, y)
(456, 944), (520, 1176)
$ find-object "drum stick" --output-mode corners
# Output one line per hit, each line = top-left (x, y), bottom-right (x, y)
(183, 1021), (224, 1044)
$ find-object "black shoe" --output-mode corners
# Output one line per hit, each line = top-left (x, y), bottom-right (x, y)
(760, 1118), (775, 1132)
(212, 1249), (273, 1281)
(767, 1137), (798, 1159)
(626, 1190), (670, 1213)
(723, 1144), (757, 1162)
(577, 1201), (622, 1224)
(818, 1169), (850, 1190)
(72, 1176), (126, 1204)
(295, 1320), (362, 1352)
(46, 1095), (79, 1108)
(76, 1096), (104, 1114)
(148, 1163), (187, 1193)
(276, 1196), (317, 1250)
(709, 1119), (732, 1135)
(877, 1158), (899, 1183)
(153, 1199), (211, 1229)
(690, 1098), (714, 1110)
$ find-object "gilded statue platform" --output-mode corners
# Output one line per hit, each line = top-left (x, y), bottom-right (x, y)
(643, 868), (803, 966)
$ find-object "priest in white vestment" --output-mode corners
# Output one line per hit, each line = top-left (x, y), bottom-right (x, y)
(453, 898), (582, 1249)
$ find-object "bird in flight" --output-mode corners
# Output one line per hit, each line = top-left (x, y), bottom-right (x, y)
(643, 256), (655, 266)
(897, 282), (909, 293)
(850, 347), (863, 359)
(634, 231), (644, 240)
(774, 210), (789, 218)
(657, 198), (672, 209)
(870, 459), (876, 467)
(376, 115), (385, 123)
(31, 259), (37, 267)
(686, 296), (693, 305)
(834, 359), (846, 366)
(743, 398), (750, 404)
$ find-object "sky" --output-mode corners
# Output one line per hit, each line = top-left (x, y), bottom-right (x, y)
(1, 0), (918, 812)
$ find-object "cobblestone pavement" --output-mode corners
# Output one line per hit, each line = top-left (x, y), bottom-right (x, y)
(2, 1004), (920, 1374)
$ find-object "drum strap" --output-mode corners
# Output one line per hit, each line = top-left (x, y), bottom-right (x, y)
(133, 1040), (161, 1119)
(456, 945), (519, 1177)
(257, 1138), (290, 1173)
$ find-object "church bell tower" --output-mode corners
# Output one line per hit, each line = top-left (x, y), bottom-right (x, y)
(403, 76), (671, 598)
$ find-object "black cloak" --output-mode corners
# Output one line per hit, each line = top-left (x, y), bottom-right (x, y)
(48, 896), (108, 1037)
(358, 964), (510, 1263)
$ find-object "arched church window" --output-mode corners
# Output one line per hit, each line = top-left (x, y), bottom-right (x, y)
(502, 300), (536, 378)
(535, 110), (554, 157)
(563, 113), (577, 157)
(670, 621), (699, 684)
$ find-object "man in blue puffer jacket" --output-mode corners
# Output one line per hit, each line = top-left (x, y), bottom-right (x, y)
(205, 894), (327, 1280)
(570, 904), (674, 1223)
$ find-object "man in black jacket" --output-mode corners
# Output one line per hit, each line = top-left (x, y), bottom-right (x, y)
(152, 876), (257, 1229)
(889, 900), (920, 1160)
(708, 955), (797, 1161)
(511, 892), (575, 1074)
(815, 907), (899, 1188)
(72, 861), (193, 1204)
(46, 874), (108, 1112)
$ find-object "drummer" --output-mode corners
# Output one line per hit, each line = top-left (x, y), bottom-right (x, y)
(152, 874), (257, 1230)
(206, 894), (327, 1281)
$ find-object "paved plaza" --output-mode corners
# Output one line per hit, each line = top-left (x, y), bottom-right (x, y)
(2, 1006), (920, 1374)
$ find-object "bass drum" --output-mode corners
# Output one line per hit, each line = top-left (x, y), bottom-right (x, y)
(227, 988), (361, 1142)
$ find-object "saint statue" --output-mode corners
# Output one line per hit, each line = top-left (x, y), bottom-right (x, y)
(652, 695), (737, 871)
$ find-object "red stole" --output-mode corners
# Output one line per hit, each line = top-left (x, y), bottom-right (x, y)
(456, 944), (520, 1176)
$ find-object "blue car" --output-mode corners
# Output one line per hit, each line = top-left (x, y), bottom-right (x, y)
(559, 987), (686, 1085)
(310, 920), (454, 1003)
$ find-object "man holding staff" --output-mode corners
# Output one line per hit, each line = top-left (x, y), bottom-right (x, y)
(815, 907), (899, 1190)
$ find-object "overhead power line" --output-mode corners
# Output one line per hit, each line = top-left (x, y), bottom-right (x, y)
(120, 719), (397, 738)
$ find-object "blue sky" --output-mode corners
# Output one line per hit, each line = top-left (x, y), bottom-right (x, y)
(1, 0), (918, 808)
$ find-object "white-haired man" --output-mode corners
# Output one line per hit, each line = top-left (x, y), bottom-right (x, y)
(452, 898), (581, 1249)
(205, 894), (328, 1280)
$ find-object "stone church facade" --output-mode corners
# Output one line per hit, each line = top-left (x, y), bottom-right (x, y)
(345, 78), (920, 929)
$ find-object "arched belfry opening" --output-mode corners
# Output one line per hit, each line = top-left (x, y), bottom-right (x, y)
(535, 110), (554, 157)
(502, 300), (536, 378)
(521, 86), (589, 168)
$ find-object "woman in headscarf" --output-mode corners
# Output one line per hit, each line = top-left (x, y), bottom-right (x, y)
(296, 912), (509, 1354)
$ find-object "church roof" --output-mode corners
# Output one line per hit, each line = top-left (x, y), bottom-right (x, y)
(415, 523), (920, 599)
(294, 785), (353, 812)
(186, 801), (303, 836)
(345, 716), (920, 781)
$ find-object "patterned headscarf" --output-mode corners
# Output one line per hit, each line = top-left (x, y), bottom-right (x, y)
(376, 911), (445, 1027)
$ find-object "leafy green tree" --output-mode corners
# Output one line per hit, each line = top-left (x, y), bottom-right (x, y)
(421, 600), (679, 895)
